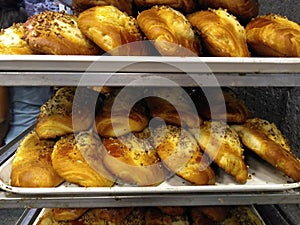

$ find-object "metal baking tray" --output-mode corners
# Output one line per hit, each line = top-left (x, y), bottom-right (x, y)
(31, 205), (266, 225)
(0, 55), (299, 73)
(0, 151), (299, 195)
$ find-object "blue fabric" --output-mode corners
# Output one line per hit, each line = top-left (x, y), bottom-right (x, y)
(5, 87), (52, 143)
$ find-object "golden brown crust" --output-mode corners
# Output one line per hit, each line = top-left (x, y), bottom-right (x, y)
(51, 208), (89, 221)
(198, 0), (259, 22)
(0, 23), (34, 55)
(35, 87), (94, 139)
(246, 14), (300, 57)
(10, 131), (64, 187)
(23, 10), (101, 55)
(72, 0), (133, 15)
(187, 8), (250, 57)
(191, 121), (248, 184)
(78, 6), (146, 55)
(145, 87), (203, 128)
(102, 128), (166, 186)
(51, 131), (114, 187)
(95, 88), (149, 137)
(134, 0), (198, 14)
(153, 125), (216, 185)
(192, 87), (252, 123)
(137, 5), (201, 56)
(157, 206), (186, 216)
(232, 118), (300, 182)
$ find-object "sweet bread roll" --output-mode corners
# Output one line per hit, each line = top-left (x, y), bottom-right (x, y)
(72, 0), (133, 15)
(95, 88), (149, 137)
(78, 5), (147, 56)
(232, 118), (300, 182)
(10, 131), (64, 187)
(137, 5), (201, 56)
(102, 128), (166, 186)
(198, 0), (259, 22)
(51, 208), (89, 221)
(0, 23), (34, 55)
(51, 131), (114, 187)
(153, 124), (216, 185)
(187, 8), (250, 57)
(23, 10), (101, 55)
(245, 14), (300, 57)
(191, 121), (248, 184)
(191, 87), (251, 123)
(145, 87), (203, 128)
(35, 87), (94, 139)
(134, 0), (198, 14)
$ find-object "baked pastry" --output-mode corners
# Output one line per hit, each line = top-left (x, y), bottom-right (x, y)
(0, 23), (34, 55)
(10, 131), (64, 187)
(23, 10), (101, 55)
(35, 87), (94, 139)
(157, 207), (186, 216)
(187, 8), (251, 57)
(192, 206), (229, 222)
(78, 5), (149, 56)
(191, 121), (248, 184)
(90, 207), (134, 224)
(145, 207), (190, 225)
(95, 88), (149, 137)
(245, 14), (300, 57)
(51, 131), (114, 187)
(72, 0), (133, 15)
(137, 5), (201, 56)
(134, 0), (198, 14)
(102, 128), (166, 186)
(145, 87), (203, 128)
(153, 124), (216, 185)
(51, 208), (89, 221)
(198, 0), (259, 22)
(232, 118), (300, 182)
(191, 87), (252, 123)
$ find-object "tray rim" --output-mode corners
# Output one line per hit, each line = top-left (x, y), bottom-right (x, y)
(1, 153), (299, 196)
(0, 55), (299, 73)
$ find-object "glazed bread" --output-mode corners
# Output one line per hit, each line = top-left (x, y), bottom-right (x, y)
(145, 207), (190, 225)
(95, 88), (149, 137)
(23, 10), (101, 55)
(102, 128), (166, 186)
(35, 87), (94, 139)
(90, 207), (134, 224)
(198, 0), (259, 22)
(0, 23), (34, 55)
(10, 131), (64, 187)
(137, 5), (201, 56)
(145, 87), (203, 128)
(134, 0), (198, 14)
(187, 8), (250, 57)
(51, 131), (114, 187)
(78, 5), (147, 55)
(72, 0), (133, 15)
(191, 121), (249, 184)
(232, 118), (300, 182)
(192, 87), (252, 123)
(153, 124), (216, 185)
(246, 14), (300, 57)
